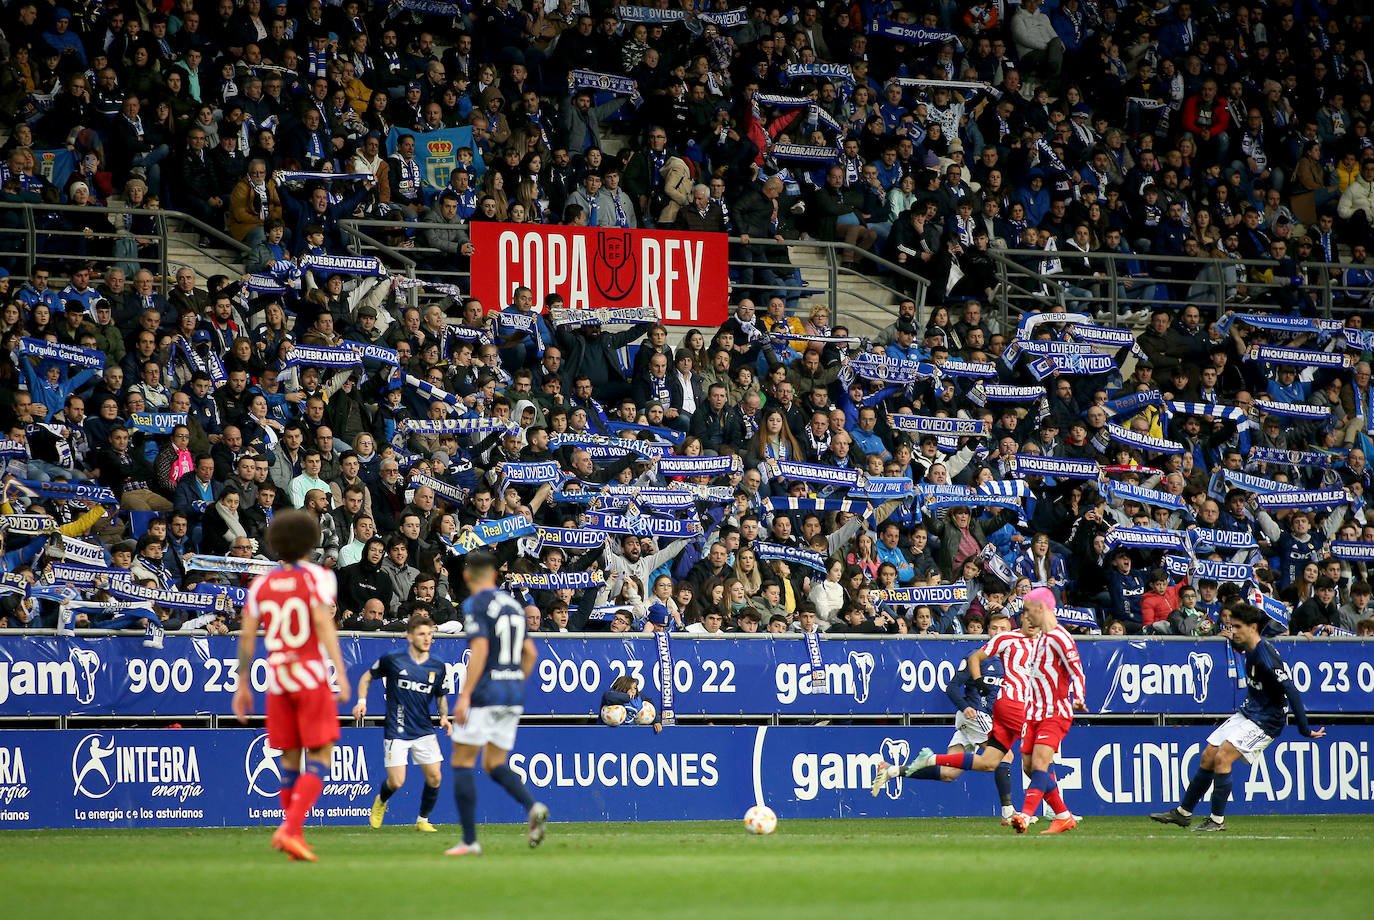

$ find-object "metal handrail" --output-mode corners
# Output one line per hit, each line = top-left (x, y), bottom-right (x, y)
(0, 201), (249, 287)
(985, 246), (1374, 329)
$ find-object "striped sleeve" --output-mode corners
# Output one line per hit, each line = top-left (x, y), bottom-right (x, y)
(1053, 630), (1086, 703)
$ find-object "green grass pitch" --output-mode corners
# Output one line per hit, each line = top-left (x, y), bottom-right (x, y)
(4, 817), (1368, 917)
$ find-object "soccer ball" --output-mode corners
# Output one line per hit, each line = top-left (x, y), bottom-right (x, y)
(743, 805), (777, 835)
(635, 701), (656, 725)
(600, 704), (627, 726)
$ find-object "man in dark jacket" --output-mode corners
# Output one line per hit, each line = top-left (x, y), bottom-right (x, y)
(812, 165), (877, 260)
(689, 383), (741, 453)
(733, 176), (796, 296)
(176, 126), (221, 228)
(1292, 577), (1340, 635)
(552, 316), (651, 405)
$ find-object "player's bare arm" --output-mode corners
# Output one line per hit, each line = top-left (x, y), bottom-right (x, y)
(312, 602), (351, 704)
(352, 671), (373, 721)
(438, 694), (452, 735)
(232, 611), (260, 723)
(457, 636), (488, 725)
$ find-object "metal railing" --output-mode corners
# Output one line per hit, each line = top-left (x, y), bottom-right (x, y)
(334, 220), (923, 329)
(985, 246), (1373, 331)
(0, 201), (248, 285)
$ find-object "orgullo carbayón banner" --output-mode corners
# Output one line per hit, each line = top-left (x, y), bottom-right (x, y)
(469, 222), (728, 326)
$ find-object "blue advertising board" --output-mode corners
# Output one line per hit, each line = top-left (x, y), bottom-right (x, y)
(1, 635), (1372, 717)
(1, 725), (1372, 830)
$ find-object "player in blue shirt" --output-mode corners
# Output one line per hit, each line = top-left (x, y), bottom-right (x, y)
(445, 552), (549, 855)
(871, 613), (1020, 821)
(353, 613), (451, 832)
(1150, 603), (1325, 832)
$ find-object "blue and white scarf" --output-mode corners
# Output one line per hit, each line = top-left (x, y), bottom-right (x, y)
(17, 337), (105, 370)
(889, 415), (988, 438)
(1253, 400), (1331, 421)
(408, 471), (469, 506)
(867, 19), (963, 51)
(1255, 489), (1349, 511)
(770, 459), (861, 490)
(284, 344), (363, 370)
(1107, 423), (1184, 455)
(534, 526), (607, 551)
(550, 306), (660, 328)
(1068, 323), (1148, 358)
(1103, 390), (1164, 418)
(1248, 446), (1341, 469)
(506, 570), (605, 591)
(1246, 344), (1353, 370)
(925, 495), (1023, 517)
(783, 63), (855, 85)
(1105, 525), (1188, 554)
(658, 455), (742, 477)
(1105, 480), (1188, 514)
(12, 479), (117, 505)
(501, 461), (564, 484)
(1007, 455), (1100, 480)
(449, 515), (537, 555)
(1330, 541), (1374, 561)
(1164, 555), (1254, 585)
(403, 417), (516, 436)
(938, 359), (998, 379)
(106, 579), (222, 613)
(752, 542), (828, 573)
(298, 253), (386, 277)
(569, 69), (638, 96)
(183, 554), (276, 575)
(1187, 528), (1258, 551)
(1222, 469), (1302, 493)
(582, 511), (701, 539)
(551, 433), (669, 460)
(967, 383), (1047, 406)
(1164, 401), (1247, 423)
(868, 584), (969, 606)
(1216, 312), (1344, 338)
(770, 143), (845, 164)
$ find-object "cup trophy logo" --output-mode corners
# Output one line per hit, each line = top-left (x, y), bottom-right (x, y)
(593, 232), (637, 301)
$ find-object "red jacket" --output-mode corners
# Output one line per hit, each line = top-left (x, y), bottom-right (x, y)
(1181, 95), (1230, 140)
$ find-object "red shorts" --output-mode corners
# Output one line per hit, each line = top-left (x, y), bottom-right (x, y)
(1021, 714), (1073, 756)
(267, 687), (340, 751)
(987, 697), (1026, 753)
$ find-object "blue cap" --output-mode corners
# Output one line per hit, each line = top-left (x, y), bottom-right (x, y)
(192, 328), (211, 343)
(647, 603), (670, 626)
(54, 7), (71, 20)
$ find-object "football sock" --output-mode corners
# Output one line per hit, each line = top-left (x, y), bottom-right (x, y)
(1209, 772), (1233, 821)
(1044, 780), (1069, 817)
(452, 767), (478, 845)
(1179, 767), (1215, 815)
(994, 763), (1013, 806)
(419, 783), (439, 819)
(934, 752), (975, 771)
(489, 764), (536, 811)
(278, 767), (299, 813)
(911, 766), (943, 781)
(1021, 769), (1053, 817)
(378, 780), (398, 803)
(285, 759), (327, 834)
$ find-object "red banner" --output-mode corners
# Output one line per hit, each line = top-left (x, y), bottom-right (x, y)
(469, 223), (729, 327)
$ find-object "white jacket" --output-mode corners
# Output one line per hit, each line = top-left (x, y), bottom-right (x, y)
(1338, 175), (1374, 220)
(1011, 8), (1058, 56)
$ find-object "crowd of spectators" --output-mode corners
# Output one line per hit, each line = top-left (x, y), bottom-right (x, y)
(0, 1), (1372, 642)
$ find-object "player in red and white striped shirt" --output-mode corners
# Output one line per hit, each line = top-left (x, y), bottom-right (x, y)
(1010, 587), (1087, 835)
(233, 510), (351, 863)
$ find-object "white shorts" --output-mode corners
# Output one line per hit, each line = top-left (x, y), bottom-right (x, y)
(948, 709), (993, 751)
(1206, 713), (1275, 764)
(451, 705), (523, 751)
(383, 734), (443, 768)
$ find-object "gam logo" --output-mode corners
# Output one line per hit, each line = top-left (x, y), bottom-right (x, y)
(775, 651), (875, 705)
(1105, 652), (1214, 707)
(0, 647), (100, 706)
